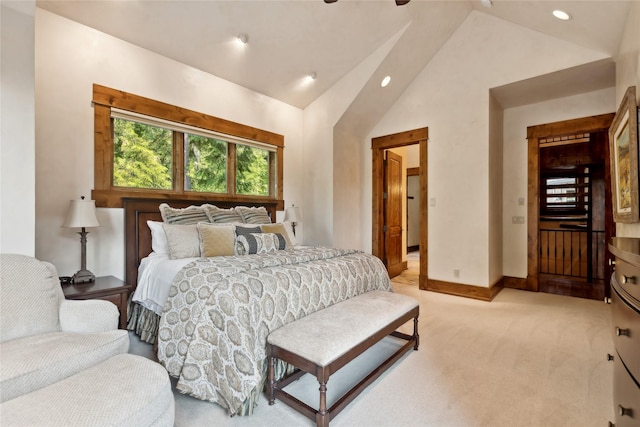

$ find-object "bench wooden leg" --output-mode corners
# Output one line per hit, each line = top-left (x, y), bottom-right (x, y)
(413, 315), (420, 350)
(268, 353), (276, 405)
(317, 380), (328, 427)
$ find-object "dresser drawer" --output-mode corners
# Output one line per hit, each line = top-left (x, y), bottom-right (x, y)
(615, 258), (640, 302)
(612, 286), (640, 382)
(613, 353), (640, 427)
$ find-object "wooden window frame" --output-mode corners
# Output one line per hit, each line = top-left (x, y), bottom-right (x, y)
(91, 84), (284, 210)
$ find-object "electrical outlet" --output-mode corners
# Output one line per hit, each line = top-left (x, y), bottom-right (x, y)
(512, 216), (525, 224)
(429, 197), (436, 207)
(453, 269), (460, 278)
(518, 197), (525, 206)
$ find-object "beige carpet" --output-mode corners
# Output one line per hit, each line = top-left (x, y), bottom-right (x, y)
(129, 281), (614, 427)
(390, 251), (420, 286)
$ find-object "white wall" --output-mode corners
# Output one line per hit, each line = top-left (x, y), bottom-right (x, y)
(365, 11), (608, 287)
(614, 1), (640, 238)
(1, 2), (36, 256)
(488, 93), (503, 286)
(34, 9), (304, 279)
(502, 87), (616, 279)
(304, 29), (402, 249)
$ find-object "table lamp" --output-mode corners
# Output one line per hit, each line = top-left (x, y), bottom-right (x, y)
(284, 205), (302, 236)
(62, 196), (100, 283)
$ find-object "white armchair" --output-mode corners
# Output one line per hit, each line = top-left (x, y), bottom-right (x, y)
(0, 254), (129, 402)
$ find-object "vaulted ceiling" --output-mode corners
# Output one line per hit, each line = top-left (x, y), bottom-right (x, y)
(36, 0), (631, 111)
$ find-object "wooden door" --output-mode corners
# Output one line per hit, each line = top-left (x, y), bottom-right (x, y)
(385, 150), (403, 278)
(527, 114), (615, 300)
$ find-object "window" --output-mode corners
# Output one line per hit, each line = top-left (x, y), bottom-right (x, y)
(540, 168), (589, 217)
(92, 84), (284, 209)
(113, 118), (173, 190)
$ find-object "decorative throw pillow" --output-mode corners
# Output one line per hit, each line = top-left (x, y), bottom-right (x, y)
(260, 223), (293, 248)
(235, 206), (272, 224)
(197, 223), (236, 257)
(204, 205), (244, 224)
(159, 203), (209, 225)
(237, 233), (286, 255)
(234, 225), (262, 255)
(162, 223), (200, 259)
(147, 220), (169, 254)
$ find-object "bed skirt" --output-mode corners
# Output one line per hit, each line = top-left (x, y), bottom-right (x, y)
(127, 299), (160, 344)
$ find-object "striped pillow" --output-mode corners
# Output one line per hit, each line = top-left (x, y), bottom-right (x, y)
(237, 233), (286, 255)
(260, 223), (292, 248)
(235, 225), (261, 255)
(235, 206), (272, 224)
(204, 205), (243, 224)
(159, 203), (209, 225)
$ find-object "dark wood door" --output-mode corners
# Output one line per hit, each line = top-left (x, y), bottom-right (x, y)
(385, 150), (403, 278)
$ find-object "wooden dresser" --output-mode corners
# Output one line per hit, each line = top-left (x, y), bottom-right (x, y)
(608, 237), (640, 427)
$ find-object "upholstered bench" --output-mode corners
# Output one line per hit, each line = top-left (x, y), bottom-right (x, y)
(0, 353), (174, 427)
(267, 290), (419, 427)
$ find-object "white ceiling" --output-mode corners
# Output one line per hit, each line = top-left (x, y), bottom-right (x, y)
(36, 0), (631, 110)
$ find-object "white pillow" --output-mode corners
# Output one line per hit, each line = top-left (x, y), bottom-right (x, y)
(147, 220), (169, 255)
(162, 223), (200, 259)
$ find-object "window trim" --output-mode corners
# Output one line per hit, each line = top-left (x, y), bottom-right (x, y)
(92, 84), (284, 209)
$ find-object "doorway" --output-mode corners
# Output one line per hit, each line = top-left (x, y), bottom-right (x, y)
(526, 114), (615, 300)
(372, 128), (428, 290)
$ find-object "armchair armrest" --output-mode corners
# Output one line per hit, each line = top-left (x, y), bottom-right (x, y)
(59, 299), (120, 333)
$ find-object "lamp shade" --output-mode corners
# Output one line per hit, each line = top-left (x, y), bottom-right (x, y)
(62, 198), (100, 228)
(284, 206), (302, 223)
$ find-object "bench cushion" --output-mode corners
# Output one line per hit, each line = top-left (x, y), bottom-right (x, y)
(0, 353), (174, 427)
(268, 290), (418, 367)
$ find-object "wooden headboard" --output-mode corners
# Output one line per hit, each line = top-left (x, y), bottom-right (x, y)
(123, 198), (278, 289)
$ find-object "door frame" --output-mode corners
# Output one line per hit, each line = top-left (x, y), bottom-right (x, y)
(526, 114), (615, 292)
(372, 128), (428, 290)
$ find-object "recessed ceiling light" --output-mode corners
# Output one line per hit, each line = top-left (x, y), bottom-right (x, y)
(308, 72), (317, 80)
(381, 76), (391, 87)
(552, 10), (571, 21)
(237, 33), (249, 44)
(480, 0), (492, 8)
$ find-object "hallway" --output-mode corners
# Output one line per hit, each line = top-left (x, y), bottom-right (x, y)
(390, 250), (419, 286)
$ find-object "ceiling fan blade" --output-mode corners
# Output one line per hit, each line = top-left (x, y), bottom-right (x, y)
(395, 0), (410, 5)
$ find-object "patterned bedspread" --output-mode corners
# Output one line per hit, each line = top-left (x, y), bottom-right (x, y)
(157, 246), (391, 415)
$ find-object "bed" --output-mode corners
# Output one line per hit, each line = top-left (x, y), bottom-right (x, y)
(123, 198), (392, 416)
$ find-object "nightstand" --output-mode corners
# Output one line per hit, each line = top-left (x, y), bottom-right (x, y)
(62, 276), (132, 329)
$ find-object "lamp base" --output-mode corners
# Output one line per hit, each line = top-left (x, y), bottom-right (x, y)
(72, 269), (95, 284)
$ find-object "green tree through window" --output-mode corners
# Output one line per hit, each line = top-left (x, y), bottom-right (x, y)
(237, 145), (269, 195)
(185, 134), (227, 193)
(93, 84), (284, 208)
(113, 118), (172, 189)
(113, 118), (273, 196)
